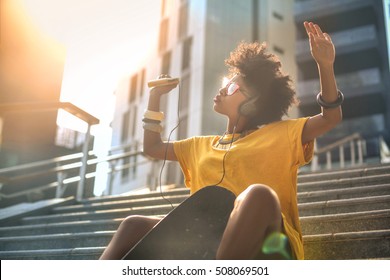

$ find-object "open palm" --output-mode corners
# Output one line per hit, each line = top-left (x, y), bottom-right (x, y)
(304, 21), (335, 67)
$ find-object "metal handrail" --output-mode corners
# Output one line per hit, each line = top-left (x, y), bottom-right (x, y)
(311, 133), (365, 171)
(0, 144), (148, 201)
(0, 102), (99, 125)
(0, 151), (95, 175)
(0, 101), (100, 200)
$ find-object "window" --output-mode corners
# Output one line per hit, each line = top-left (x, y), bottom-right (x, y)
(178, 2), (189, 39)
(178, 115), (188, 140)
(178, 74), (190, 139)
(179, 74), (190, 113)
(131, 106), (138, 138)
(121, 111), (130, 143)
(131, 141), (139, 179)
(161, 51), (172, 75)
(273, 45), (285, 55)
(139, 68), (145, 97)
(129, 74), (138, 103)
(158, 18), (169, 52)
(161, 0), (167, 17)
(182, 36), (192, 71)
(272, 11), (284, 21)
(121, 147), (130, 179)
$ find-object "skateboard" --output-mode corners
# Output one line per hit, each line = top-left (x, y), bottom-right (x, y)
(122, 186), (236, 260)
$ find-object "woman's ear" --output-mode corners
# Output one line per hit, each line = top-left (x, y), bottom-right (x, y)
(238, 97), (258, 117)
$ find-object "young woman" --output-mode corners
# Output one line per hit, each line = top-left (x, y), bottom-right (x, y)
(100, 21), (343, 260)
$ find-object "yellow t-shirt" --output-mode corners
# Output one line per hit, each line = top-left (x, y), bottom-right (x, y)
(173, 117), (314, 260)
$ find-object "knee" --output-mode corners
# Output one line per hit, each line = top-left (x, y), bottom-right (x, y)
(119, 215), (152, 231)
(242, 184), (279, 200)
(237, 184), (280, 208)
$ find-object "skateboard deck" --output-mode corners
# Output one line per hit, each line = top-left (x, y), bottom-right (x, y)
(122, 186), (236, 260)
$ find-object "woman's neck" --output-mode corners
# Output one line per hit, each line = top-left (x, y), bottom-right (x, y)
(226, 116), (248, 134)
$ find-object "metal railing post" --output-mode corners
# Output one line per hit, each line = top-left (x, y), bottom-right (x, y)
(108, 160), (117, 195)
(311, 141), (319, 171)
(76, 124), (92, 201)
(357, 139), (363, 165)
(350, 140), (355, 166)
(56, 170), (66, 198)
(339, 145), (345, 168)
(326, 151), (332, 170)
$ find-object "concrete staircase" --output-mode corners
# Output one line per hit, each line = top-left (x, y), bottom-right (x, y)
(0, 164), (389, 260)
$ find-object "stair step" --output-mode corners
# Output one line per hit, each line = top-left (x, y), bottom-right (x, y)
(57, 183), (390, 213)
(301, 209), (390, 235)
(298, 174), (390, 192)
(299, 195), (390, 216)
(53, 195), (187, 214)
(298, 183), (390, 203)
(0, 219), (124, 237)
(0, 231), (115, 251)
(0, 197), (75, 226)
(2, 229), (389, 260)
(303, 229), (390, 259)
(21, 194), (390, 226)
(298, 165), (390, 183)
(0, 247), (105, 260)
(20, 204), (177, 225)
(81, 188), (190, 204)
(0, 164), (389, 260)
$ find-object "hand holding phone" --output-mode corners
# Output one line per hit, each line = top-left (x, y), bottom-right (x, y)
(147, 77), (179, 88)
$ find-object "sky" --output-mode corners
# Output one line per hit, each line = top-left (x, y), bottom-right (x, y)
(18, 0), (162, 195)
(20, 0), (161, 130)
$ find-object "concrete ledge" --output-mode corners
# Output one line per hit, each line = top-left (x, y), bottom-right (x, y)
(299, 165), (390, 183)
(81, 188), (190, 204)
(54, 194), (188, 214)
(298, 183), (390, 203)
(299, 195), (390, 216)
(301, 209), (390, 235)
(298, 174), (390, 192)
(0, 231), (115, 250)
(0, 247), (105, 260)
(0, 197), (75, 226)
(0, 218), (123, 237)
(304, 229), (390, 259)
(21, 204), (177, 225)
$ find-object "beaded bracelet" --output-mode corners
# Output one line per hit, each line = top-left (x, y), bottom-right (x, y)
(143, 122), (163, 133)
(144, 110), (164, 121)
(142, 118), (161, 124)
(316, 90), (344, 109)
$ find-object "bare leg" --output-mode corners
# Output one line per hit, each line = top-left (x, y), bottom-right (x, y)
(99, 215), (161, 260)
(216, 184), (282, 259)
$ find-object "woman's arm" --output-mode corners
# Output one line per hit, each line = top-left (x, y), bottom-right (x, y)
(143, 83), (178, 161)
(301, 21), (343, 145)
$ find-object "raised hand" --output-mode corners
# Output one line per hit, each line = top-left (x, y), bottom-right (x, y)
(149, 74), (178, 96)
(304, 21), (335, 67)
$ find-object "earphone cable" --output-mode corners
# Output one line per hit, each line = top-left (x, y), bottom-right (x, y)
(213, 117), (239, 187)
(158, 83), (181, 210)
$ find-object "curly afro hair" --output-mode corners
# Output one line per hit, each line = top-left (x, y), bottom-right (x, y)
(225, 41), (298, 128)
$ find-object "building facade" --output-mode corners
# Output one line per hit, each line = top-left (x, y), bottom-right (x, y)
(295, 0), (390, 156)
(0, 0), (67, 168)
(110, 0), (296, 194)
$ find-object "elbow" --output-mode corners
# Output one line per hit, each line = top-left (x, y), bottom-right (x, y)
(324, 109), (342, 129)
(143, 145), (154, 158)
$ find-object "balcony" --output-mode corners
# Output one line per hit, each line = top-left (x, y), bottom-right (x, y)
(297, 68), (383, 99)
(294, 0), (374, 22)
(297, 68), (386, 118)
(296, 24), (378, 62)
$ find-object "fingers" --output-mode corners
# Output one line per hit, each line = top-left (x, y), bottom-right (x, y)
(303, 21), (311, 37)
(158, 74), (171, 79)
(324, 33), (332, 42)
(304, 21), (325, 39)
(313, 24), (325, 38)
